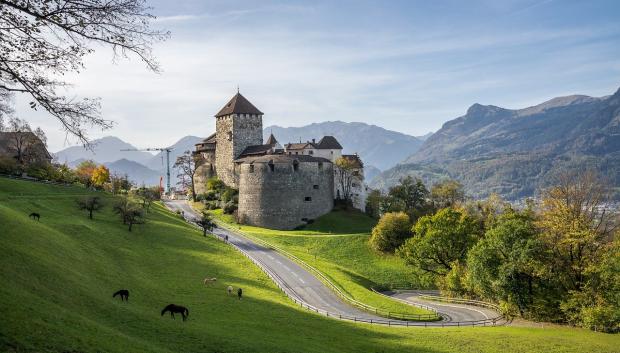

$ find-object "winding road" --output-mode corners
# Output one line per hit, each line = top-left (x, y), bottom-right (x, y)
(164, 200), (501, 327)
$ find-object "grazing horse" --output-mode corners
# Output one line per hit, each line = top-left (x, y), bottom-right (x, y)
(161, 304), (189, 321)
(227, 286), (233, 296)
(113, 289), (129, 302)
(237, 288), (243, 300)
(203, 277), (217, 286)
(29, 212), (40, 221)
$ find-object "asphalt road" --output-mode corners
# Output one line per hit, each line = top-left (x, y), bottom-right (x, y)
(164, 200), (501, 326)
(384, 290), (500, 323)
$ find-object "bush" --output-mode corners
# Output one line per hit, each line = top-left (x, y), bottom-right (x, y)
(203, 190), (218, 201)
(0, 156), (18, 174)
(221, 187), (238, 203)
(223, 201), (237, 214)
(206, 177), (225, 192)
(368, 212), (412, 253)
(204, 200), (219, 210)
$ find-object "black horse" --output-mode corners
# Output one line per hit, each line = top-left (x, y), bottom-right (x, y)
(113, 289), (129, 301)
(161, 304), (189, 321)
(29, 212), (40, 221)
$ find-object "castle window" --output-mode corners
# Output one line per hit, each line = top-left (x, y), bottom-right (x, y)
(309, 150), (313, 155)
(318, 162), (323, 170)
(249, 164), (254, 173)
(304, 197), (312, 202)
(295, 152), (299, 155)
(293, 161), (299, 172)
(313, 185), (319, 189)
(268, 161), (275, 172)
(227, 131), (232, 141)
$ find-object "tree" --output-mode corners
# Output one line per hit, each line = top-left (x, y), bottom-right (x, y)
(109, 173), (132, 194)
(196, 211), (215, 237)
(388, 176), (429, 220)
(75, 160), (97, 186)
(369, 212), (412, 253)
(174, 150), (199, 202)
(365, 189), (383, 218)
(537, 171), (617, 294)
(398, 208), (480, 277)
(113, 197), (144, 232)
(135, 186), (159, 212)
(334, 156), (356, 203)
(467, 209), (545, 316)
(91, 165), (110, 187)
(0, 0), (169, 144)
(76, 196), (104, 220)
(430, 179), (465, 208)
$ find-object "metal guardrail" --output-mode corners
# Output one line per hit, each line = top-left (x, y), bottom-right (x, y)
(213, 219), (440, 322)
(414, 293), (505, 326)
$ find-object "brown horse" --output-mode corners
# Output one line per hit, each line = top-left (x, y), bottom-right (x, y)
(161, 304), (189, 321)
(113, 289), (129, 301)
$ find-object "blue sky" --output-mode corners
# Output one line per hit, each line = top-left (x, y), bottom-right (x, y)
(18, 0), (620, 152)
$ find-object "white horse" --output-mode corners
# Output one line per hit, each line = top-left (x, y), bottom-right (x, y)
(227, 286), (233, 296)
(203, 277), (217, 286)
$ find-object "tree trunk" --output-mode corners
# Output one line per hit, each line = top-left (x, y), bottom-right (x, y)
(89, 209), (93, 219)
(128, 221), (133, 232)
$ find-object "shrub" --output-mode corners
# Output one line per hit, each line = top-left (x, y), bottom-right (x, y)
(221, 187), (238, 203)
(204, 201), (219, 210)
(0, 156), (18, 174)
(223, 201), (237, 214)
(368, 212), (412, 253)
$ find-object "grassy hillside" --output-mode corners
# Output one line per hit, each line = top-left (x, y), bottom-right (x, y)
(202, 207), (433, 316)
(2, 178), (619, 353)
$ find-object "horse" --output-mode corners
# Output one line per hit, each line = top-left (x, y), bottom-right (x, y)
(113, 289), (129, 302)
(227, 286), (233, 296)
(203, 277), (217, 286)
(237, 287), (243, 300)
(161, 304), (189, 321)
(29, 212), (40, 221)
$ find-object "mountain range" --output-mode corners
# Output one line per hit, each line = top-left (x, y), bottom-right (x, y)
(372, 87), (620, 200)
(53, 122), (423, 187)
(264, 121), (425, 171)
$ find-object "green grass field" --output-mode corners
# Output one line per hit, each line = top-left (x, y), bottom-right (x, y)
(2, 178), (619, 353)
(202, 206), (435, 316)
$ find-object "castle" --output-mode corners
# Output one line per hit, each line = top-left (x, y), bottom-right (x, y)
(193, 92), (367, 230)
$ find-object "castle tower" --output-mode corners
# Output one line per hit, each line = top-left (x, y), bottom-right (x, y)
(214, 92), (263, 187)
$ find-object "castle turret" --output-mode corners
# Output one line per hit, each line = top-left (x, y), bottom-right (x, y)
(214, 92), (263, 187)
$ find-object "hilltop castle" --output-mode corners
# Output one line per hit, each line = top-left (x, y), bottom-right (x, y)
(193, 92), (367, 230)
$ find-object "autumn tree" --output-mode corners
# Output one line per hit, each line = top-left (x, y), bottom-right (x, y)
(91, 165), (110, 187)
(0, 0), (169, 144)
(538, 171), (617, 293)
(75, 160), (97, 186)
(76, 196), (104, 220)
(369, 212), (412, 253)
(174, 150), (198, 202)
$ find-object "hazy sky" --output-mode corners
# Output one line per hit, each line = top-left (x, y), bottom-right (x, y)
(13, 0), (620, 152)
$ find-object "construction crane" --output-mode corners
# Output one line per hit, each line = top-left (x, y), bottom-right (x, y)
(120, 147), (173, 195)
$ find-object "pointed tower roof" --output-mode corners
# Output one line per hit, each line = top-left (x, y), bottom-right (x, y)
(265, 133), (278, 145)
(215, 92), (263, 117)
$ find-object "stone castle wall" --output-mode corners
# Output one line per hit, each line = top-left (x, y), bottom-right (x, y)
(237, 160), (334, 230)
(215, 113), (262, 188)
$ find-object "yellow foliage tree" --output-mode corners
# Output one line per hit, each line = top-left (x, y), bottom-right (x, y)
(91, 165), (110, 187)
